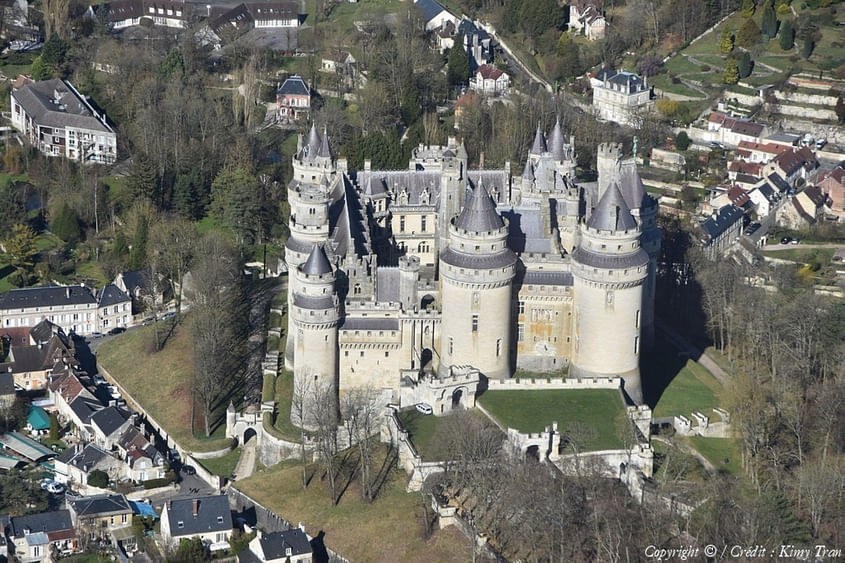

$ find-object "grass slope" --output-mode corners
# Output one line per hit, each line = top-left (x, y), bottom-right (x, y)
(235, 454), (467, 563)
(653, 360), (723, 419)
(687, 436), (742, 476)
(478, 389), (625, 450)
(97, 322), (232, 452)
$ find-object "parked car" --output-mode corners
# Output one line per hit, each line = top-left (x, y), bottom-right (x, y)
(415, 403), (433, 415)
(93, 374), (106, 386)
(781, 237), (791, 245)
(161, 312), (177, 321)
(90, 332), (104, 339)
(47, 482), (65, 494)
(816, 139), (826, 149)
(108, 327), (126, 335)
(790, 238), (800, 245)
(182, 465), (196, 476)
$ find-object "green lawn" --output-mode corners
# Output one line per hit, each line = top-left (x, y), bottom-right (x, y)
(665, 56), (704, 75)
(34, 233), (62, 252)
(477, 389), (625, 451)
(762, 247), (835, 265)
(271, 369), (299, 440)
(198, 447), (241, 477)
(73, 260), (109, 287)
(653, 360), (723, 419)
(651, 74), (706, 98)
(687, 436), (742, 476)
(235, 450), (467, 563)
(97, 321), (233, 453)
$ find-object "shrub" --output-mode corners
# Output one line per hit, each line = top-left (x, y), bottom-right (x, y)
(87, 469), (109, 488)
(676, 131), (691, 151)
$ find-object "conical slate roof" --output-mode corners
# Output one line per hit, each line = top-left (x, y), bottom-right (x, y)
(548, 118), (566, 161)
(319, 125), (333, 159)
(530, 123), (547, 155)
(521, 158), (534, 181)
(587, 183), (638, 231)
(306, 123), (321, 158)
(619, 163), (646, 210)
(302, 244), (332, 275)
(455, 180), (505, 232)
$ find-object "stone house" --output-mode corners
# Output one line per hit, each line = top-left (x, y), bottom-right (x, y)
(113, 269), (168, 313)
(116, 424), (167, 482)
(276, 76), (311, 122)
(469, 64), (510, 97)
(67, 494), (134, 551)
(0, 372), (14, 411)
(54, 443), (125, 488)
(414, 0), (458, 32)
(10, 79), (117, 164)
(320, 51), (355, 73)
(9, 510), (77, 562)
(96, 285), (132, 331)
(699, 204), (744, 258)
(590, 68), (653, 127)
(0, 320), (76, 391)
(568, 1), (606, 40)
(748, 182), (781, 218)
(244, 529), (313, 562)
(161, 495), (233, 552)
(48, 369), (98, 436)
(90, 406), (132, 451)
(763, 146), (819, 187)
(778, 185), (829, 229)
(707, 113), (766, 147)
(736, 140), (784, 163)
(817, 165), (845, 218)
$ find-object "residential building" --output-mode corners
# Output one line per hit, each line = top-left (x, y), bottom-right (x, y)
(0, 320), (76, 391)
(48, 369), (98, 439)
(708, 112), (767, 147)
(67, 494), (134, 551)
(208, 1), (299, 35)
(413, 0), (458, 32)
(116, 424), (166, 482)
(736, 140), (784, 163)
(568, 1), (606, 40)
(320, 51), (355, 73)
(748, 182), (781, 218)
(245, 529), (312, 562)
(453, 92), (480, 130)
(10, 79), (117, 164)
(276, 76), (311, 122)
(469, 64), (510, 96)
(54, 444), (124, 487)
(161, 495), (233, 551)
(113, 269), (167, 312)
(590, 68), (653, 127)
(9, 510), (77, 562)
(458, 18), (494, 69)
(728, 160), (763, 181)
(817, 165), (845, 218)
(763, 146), (819, 187)
(700, 205), (744, 257)
(0, 372), (14, 411)
(778, 185), (829, 229)
(67, 395), (104, 443)
(277, 127), (659, 411)
(0, 284), (131, 335)
(711, 186), (752, 212)
(92, 0), (188, 29)
(90, 406), (132, 451)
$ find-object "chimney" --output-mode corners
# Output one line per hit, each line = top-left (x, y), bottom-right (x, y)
(167, 500), (173, 511)
(192, 499), (199, 516)
(298, 522), (305, 532)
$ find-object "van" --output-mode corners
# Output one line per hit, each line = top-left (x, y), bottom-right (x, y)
(415, 403), (433, 415)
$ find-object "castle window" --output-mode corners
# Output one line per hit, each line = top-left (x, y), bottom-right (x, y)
(345, 351), (349, 357)
(518, 301), (525, 315)
(634, 336), (640, 355)
(400, 216), (406, 232)
(601, 244), (606, 250)
(636, 310), (640, 329)
(448, 337), (453, 355)
(472, 314), (478, 332)
(421, 216), (427, 231)
(309, 207), (315, 215)
(360, 351), (364, 357)
(517, 323), (524, 342)
(353, 284), (361, 295)
(496, 338), (502, 357)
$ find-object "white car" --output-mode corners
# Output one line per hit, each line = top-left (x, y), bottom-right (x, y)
(47, 482), (65, 494)
(415, 403), (433, 415)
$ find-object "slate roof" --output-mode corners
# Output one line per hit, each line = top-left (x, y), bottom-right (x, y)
(91, 406), (130, 437)
(0, 431), (54, 461)
(571, 246), (649, 269)
(165, 495), (232, 537)
(455, 182), (505, 232)
(755, 182), (779, 203)
(11, 79), (112, 133)
(69, 396), (103, 425)
(119, 270), (152, 294)
(530, 124), (547, 155)
(587, 184), (638, 231)
(376, 268), (400, 303)
(767, 173), (791, 193)
(56, 443), (110, 470)
(292, 294), (334, 310)
(301, 245), (333, 276)
(340, 317), (399, 331)
(0, 285), (96, 311)
(701, 205), (744, 242)
(440, 247), (517, 270)
(548, 119), (566, 161)
(0, 372), (14, 397)
(10, 510), (73, 539)
(619, 162), (648, 210)
(277, 75), (310, 96)
(502, 206), (552, 254)
(98, 284), (130, 308)
(522, 271), (573, 286)
(29, 319), (62, 345)
(594, 68), (648, 92)
(69, 494), (132, 518)
(415, 0), (448, 23)
(773, 147), (817, 176)
(257, 529), (312, 559)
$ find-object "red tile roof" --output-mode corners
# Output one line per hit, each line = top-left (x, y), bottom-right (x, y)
(728, 186), (751, 207)
(738, 140), (785, 155)
(476, 64), (504, 80)
(729, 160), (763, 176)
(774, 146), (817, 175)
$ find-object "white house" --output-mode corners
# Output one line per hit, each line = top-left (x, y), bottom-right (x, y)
(469, 64), (510, 97)
(590, 68), (653, 127)
(569, 1), (606, 40)
(414, 0), (458, 31)
(161, 496), (233, 551)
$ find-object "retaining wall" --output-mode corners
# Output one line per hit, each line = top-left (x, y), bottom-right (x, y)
(485, 376), (621, 391)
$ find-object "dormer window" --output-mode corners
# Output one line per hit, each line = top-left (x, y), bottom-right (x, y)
(217, 516), (224, 523)
(177, 521), (184, 528)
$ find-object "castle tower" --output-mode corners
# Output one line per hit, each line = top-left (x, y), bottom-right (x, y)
(437, 138), (468, 262)
(571, 183), (649, 403)
(528, 123), (547, 165)
(548, 118), (577, 180)
(619, 161), (661, 348)
(596, 142), (623, 201)
(284, 124), (338, 368)
(439, 181), (517, 379)
(290, 244), (340, 424)
(398, 255), (420, 311)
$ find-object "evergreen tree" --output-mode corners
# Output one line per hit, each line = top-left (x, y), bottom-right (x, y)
(779, 19), (795, 50)
(127, 153), (160, 203)
(48, 412), (59, 441)
(675, 131), (691, 151)
(399, 73), (421, 125)
(4, 224), (37, 287)
(737, 51), (753, 79)
(761, 2), (778, 40)
(719, 29), (735, 54)
(29, 56), (51, 80)
(0, 182), (26, 233)
(741, 0), (755, 18)
(112, 232), (129, 262)
(447, 35), (470, 87)
(723, 57), (740, 84)
(51, 203), (81, 244)
(172, 170), (204, 221)
(40, 34), (68, 72)
(519, 0), (564, 36)
(555, 34), (583, 80)
(210, 168), (261, 246)
(801, 38), (814, 59)
(128, 218), (148, 271)
(736, 18), (761, 48)
(502, 0), (523, 33)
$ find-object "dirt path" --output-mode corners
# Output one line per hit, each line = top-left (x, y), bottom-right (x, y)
(233, 438), (258, 481)
(653, 435), (718, 475)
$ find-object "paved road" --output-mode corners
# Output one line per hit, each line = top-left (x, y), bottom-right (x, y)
(761, 243), (844, 251)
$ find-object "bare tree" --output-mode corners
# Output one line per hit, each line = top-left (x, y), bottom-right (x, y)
(340, 386), (381, 501)
(310, 381), (339, 504)
(148, 216), (197, 315)
(290, 372), (312, 490)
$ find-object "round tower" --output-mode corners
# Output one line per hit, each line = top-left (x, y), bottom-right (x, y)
(439, 181), (517, 380)
(571, 183), (649, 404)
(290, 244), (340, 425)
(596, 142), (623, 201)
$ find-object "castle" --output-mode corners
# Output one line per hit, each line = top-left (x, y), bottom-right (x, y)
(284, 122), (661, 416)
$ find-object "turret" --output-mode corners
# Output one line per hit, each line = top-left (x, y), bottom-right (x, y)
(290, 244), (340, 426)
(439, 181), (517, 379)
(398, 255), (420, 311)
(596, 142), (623, 201)
(529, 122), (547, 158)
(571, 183), (648, 403)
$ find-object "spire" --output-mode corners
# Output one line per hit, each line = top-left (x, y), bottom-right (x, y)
(587, 182), (637, 232)
(455, 180), (505, 232)
(301, 244), (332, 275)
(619, 162), (646, 210)
(306, 123), (321, 158)
(530, 122), (547, 155)
(319, 125), (333, 159)
(521, 158), (534, 181)
(549, 117), (566, 161)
